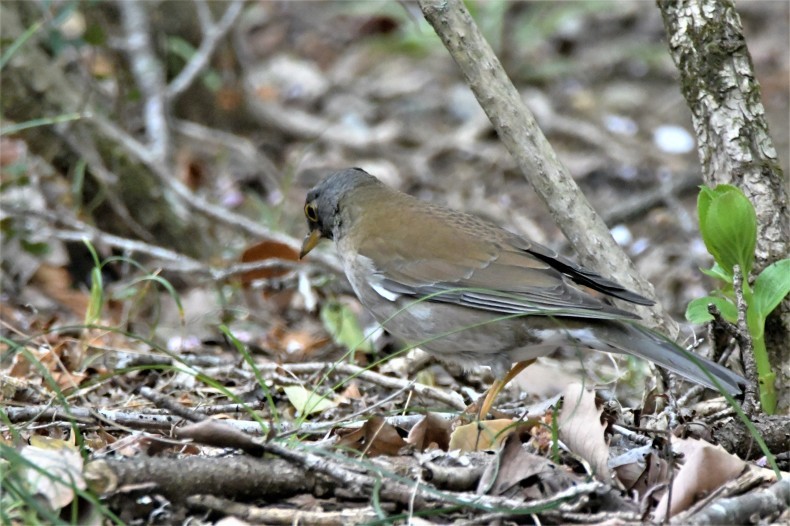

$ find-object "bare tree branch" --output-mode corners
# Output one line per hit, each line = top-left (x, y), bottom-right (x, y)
(167, 0), (245, 100)
(119, 1), (170, 163)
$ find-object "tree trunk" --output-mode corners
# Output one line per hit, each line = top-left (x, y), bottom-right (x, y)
(658, 0), (790, 413)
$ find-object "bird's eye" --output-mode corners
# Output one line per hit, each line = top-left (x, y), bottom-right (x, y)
(304, 203), (319, 222)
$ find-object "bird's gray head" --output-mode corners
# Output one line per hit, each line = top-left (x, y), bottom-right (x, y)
(300, 168), (380, 258)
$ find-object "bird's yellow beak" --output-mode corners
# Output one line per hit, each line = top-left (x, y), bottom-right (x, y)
(299, 229), (323, 259)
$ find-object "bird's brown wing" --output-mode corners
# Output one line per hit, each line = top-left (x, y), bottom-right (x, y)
(357, 204), (641, 320)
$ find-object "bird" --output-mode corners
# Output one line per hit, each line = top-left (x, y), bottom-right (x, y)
(299, 167), (745, 415)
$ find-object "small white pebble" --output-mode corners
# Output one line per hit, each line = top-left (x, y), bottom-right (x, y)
(610, 224), (633, 246)
(167, 335), (201, 352)
(653, 125), (695, 154)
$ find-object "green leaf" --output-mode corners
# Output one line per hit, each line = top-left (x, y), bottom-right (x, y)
(700, 262), (732, 283)
(320, 301), (373, 354)
(283, 385), (335, 416)
(86, 266), (103, 324)
(167, 36), (196, 61)
(698, 185), (756, 276)
(685, 296), (738, 324)
(697, 185), (715, 231)
(20, 240), (50, 256)
(748, 259), (790, 339)
(0, 19), (43, 71)
(82, 23), (106, 46)
(0, 113), (83, 136)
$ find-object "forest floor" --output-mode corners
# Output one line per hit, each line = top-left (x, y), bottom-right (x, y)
(1, 1), (788, 524)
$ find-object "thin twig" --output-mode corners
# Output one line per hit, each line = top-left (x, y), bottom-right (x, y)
(733, 265), (759, 414)
(87, 112), (343, 274)
(59, 130), (156, 242)
(5, 205), (314, 282)
(264, 440), (606, 513)
(138, 386), (206, 423)
(119, 1), (169, 163)
(173, 118), (282, 194)
(167, 0), (245, 99)
(260, 362), (467, 411)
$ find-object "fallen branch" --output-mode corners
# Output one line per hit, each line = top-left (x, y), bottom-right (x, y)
(687, 477), (790, 525)
(186, 494), (380, 526)
(85, 455), (315, 502)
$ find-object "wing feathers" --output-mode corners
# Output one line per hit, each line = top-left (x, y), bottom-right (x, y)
(357, 200), (645, 321)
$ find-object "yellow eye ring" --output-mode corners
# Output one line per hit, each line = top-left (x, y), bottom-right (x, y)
(304, 203), (319, 222)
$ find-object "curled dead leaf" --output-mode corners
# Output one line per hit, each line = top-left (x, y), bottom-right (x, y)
(407, 413), (451, 452)
(478, 431), (579, 499)
(239, 240), (300, 283)
(449, 419), (515, 452)
(335, 415), (407, 457)
(557, 383), (611, 481)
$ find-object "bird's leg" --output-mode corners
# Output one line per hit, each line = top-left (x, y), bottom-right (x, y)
(477, 359), (536, 418)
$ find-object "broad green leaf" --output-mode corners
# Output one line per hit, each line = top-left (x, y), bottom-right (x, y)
(283, 385), (335, 416)
(746, 304), (764, 341)
(685, 296), (738, 324)
(699, 185), (756, 276)
(697, 185), (716, 234)
(748, 259), (790, 339)
(320, 301), (373, 354)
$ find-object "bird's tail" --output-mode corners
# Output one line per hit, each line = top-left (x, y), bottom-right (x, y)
(580, 321), (746, 395)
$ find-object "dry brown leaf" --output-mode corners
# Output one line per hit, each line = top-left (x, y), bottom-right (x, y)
(239, 239), (300, 283)
(611, 445), (671, 499)
(478, 431), (578, 499)
(8, 344), (87, 391)
(86, 49), (115, 77)
(0, 137), (27, 166)
(525, 412), (556, 453)
(653, 437), (747, 521)
(407, 413), (451, 452)
(632, 452), (671, 501)
(448, 419), (515, 452)
(31, 264), (91, 318)
(557, 382), (611, 480)
(20, 438), (85, 511)
(175, 148), (207, 191)
(335, 415), (406, 457)
(216, 86), (244, 111)
(339, 381), (362, 400)
(265, 324), (330, 362)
